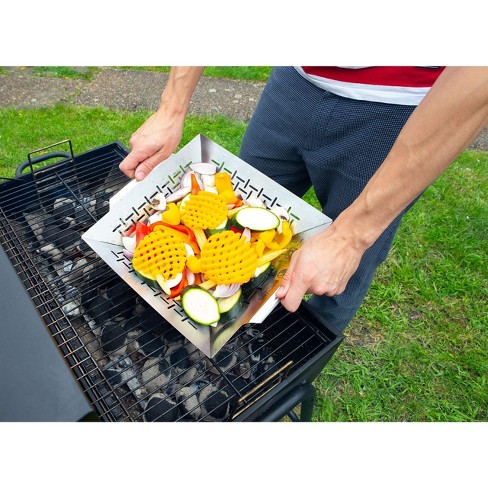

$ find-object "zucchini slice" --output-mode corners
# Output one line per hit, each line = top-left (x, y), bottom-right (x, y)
(231, 207), (280, 232)
(134, 269), (160, 290)
(207, 218), (229, 236)
(242, 263), (276, 294)
(218, 288), (245, 323)
(181, 286), (220, 326)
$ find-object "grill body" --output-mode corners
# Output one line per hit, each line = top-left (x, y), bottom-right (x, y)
(0, 141), (342, 422)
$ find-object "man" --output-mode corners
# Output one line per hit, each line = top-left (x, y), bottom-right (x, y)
(119, 66), (488, 333)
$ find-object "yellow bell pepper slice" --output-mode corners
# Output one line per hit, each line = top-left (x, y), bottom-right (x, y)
(215, 171), (234, 194)
(186, 255), (202, 273)
(254, 239), (266, 257)
(266, 221), (292, 250)
(161, 203), (181, 225)
(258, 229), (276, 245)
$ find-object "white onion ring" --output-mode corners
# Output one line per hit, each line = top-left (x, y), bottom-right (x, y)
(242, 227), (251, 242)
(180, 171), (203, 190)
(184, 243), (195, 257)
(212, 283), (241, 298)
(186, 269), (195, 286)
(166, 186), (191, 203)
(122, 235), (136, 253)
(165, 272), (183, 289)
(201, 174), (216, 187)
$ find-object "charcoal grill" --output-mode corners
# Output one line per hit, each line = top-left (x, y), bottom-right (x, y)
(0, 140), (342, 422)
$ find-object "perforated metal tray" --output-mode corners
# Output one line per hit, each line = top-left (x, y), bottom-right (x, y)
(82, 135), (332, 357)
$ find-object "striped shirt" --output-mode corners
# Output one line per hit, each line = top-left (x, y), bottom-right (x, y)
(296, 66), (445, 105)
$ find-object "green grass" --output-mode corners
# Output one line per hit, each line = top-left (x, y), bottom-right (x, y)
(31, 66), (100, 81)
(2, 66), (272, 82)
(0, 105), (247, 177)
(115, 66), (272, 82)
(0, 103), (486, 422)
(314, 152), (487, 421)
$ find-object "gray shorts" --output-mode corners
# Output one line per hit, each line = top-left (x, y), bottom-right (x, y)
(239, 66), (417, 332)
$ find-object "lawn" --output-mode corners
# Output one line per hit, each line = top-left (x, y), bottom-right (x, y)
(0, 79), (486, 422)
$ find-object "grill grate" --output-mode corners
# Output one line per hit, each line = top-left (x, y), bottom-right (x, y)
(0, 142), (341, 421)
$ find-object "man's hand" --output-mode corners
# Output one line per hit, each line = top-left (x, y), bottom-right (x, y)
(119, 66), (205, 181)
(276, 224), (366, 312)
(277, 67), (488, 312)
(119, 109), (184, 181)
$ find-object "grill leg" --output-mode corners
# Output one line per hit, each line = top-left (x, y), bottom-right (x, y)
(286, 384), (315, 422)
(299, 393), (315, 422)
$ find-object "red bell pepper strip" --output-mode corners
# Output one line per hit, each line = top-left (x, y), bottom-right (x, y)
(122, 223), (137, 237)
(169, 269), (188, 298)
(149, 221), (200, 255)
(135, 221), (150, 244)
(154, 222), (197, 243)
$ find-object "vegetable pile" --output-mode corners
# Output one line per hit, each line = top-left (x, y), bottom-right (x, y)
(121, 162), (294, 326)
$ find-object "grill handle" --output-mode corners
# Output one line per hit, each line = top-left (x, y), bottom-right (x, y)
(16, 140), (74, 177)
(230, 360), (294, 420)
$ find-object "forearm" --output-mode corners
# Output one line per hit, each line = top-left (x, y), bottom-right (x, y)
(160, 66), (205, 118)
(337, 66), (488, 250)
(119, 66), (205, 180)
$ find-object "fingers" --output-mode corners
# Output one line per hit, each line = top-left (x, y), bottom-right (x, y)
(275, 254), (295, 299)
(276, 251), (308, 312)
(132, 152), (167, 181)
(119, 148), (169, 181)
(119, 151), (142, 179)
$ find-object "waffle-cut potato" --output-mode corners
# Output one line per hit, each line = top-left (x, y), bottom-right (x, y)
(132, 229), (187, 281)
(200, 230), (258, 285)
(180, 191), (228, 230)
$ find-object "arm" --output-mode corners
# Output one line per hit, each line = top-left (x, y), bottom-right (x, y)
(119, 66), (205, 181)
(277, 66), (488, 311)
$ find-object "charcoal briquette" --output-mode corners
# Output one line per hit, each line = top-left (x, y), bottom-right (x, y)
(144, 393), (179, 422)
(169, 346), (190, 370)
(52, 197), (75, 219)
(175, 385), (201, 419)
(136, 331), (166, 358)
(101, 322), (128, 354)
(138, 307), (171, 334)
(88, 295), (111, 325)
(141, 357), (173, 392)
(200, 389), (230, 421)
(103, 368), (124, 388)
(106, 281), (136, 319)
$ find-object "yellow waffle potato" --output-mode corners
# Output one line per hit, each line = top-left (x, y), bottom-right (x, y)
(200, 230), (258, 284)
(132, 229), (187, 281)
(180, 191), (228, 230)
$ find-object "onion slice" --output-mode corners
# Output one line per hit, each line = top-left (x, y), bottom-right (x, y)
(122, 249), (134, 260)
(190, 162), (218, 175)
(212, 283), (241, 298)
(180, 171), (203, 190)
(242, 227), (251, 242)
(150, 193), (167, 211)
(186, 269), (196, 286)
(122, 235), (136, 253)
(166, 186), (191, 203)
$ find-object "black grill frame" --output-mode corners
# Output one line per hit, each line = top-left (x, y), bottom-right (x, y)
(0, 141), (342, 422)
